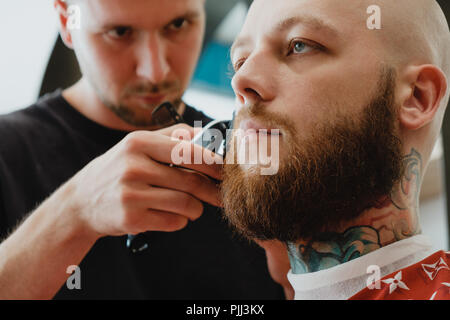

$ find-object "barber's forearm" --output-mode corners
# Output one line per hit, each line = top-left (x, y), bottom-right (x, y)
(0, 183), (99, 299)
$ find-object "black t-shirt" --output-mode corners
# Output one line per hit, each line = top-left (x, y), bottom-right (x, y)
(0, 90), (284, 299)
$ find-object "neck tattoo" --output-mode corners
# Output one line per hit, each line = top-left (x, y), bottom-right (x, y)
(288, 148), (422, 274)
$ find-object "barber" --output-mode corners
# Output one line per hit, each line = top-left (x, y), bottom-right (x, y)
(0, 0), (288, 299)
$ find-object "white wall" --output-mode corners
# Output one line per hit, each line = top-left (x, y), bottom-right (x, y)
(420, 193), (449, 251)
(183, 88), (235, 120)
(0, 0), (58, 114)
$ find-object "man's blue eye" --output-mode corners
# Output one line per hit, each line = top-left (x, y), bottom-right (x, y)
(288, 39), (319, 56)
(293, 41), (308, 53)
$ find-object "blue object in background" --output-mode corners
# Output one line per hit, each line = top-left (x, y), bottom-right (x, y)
(192, 41), (235, 95)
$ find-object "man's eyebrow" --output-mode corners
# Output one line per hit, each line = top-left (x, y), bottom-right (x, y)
(99, 10), (201, 30)
(230, 15), (339, 60)
(173, 10), (201, 21)
(275, 15), (339, 37)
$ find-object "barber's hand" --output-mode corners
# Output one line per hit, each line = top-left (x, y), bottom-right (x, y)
(255, 240), (295, 300)
(65, 124), (223, 238)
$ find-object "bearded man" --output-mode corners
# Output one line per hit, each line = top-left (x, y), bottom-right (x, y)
(222, 0), (450, 300)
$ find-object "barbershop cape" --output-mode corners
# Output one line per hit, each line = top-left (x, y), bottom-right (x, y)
(350, 250), (450, 300)
(287, 235), (449, 300)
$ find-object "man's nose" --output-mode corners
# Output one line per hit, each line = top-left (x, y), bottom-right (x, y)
(231, 52), (276, 107)
(135, 34), (170, 83)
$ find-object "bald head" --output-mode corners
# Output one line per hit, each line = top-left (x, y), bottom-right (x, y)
(373, 0), (450, 106)
(233, 0), (450, 165)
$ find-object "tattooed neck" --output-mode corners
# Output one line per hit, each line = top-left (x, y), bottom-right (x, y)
(288, 148), (423, 274)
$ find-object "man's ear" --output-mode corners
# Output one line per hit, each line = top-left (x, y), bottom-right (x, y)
(54, 0), (73, 49)
(399, 65), (448, 130)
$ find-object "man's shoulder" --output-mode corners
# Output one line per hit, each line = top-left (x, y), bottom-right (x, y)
(0, 91), (63, 131)
(0, 105), (42, 133)
(0, 91), (65, 155)
(350, 250), (450, 300)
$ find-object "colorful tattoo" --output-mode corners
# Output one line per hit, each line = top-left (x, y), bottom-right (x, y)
(288, 148), (422, 274)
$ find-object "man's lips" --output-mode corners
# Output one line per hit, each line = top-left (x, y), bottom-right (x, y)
(238, 119), (282, 135)
(133, 94), (166, 104)
(130, 94), (167, 104)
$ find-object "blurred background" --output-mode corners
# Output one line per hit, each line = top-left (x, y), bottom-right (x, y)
(0, 0), (448, 250)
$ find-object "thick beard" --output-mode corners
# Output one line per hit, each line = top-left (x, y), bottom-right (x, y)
(221, 68), (405, 243)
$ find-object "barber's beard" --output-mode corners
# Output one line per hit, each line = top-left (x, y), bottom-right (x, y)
(96, 80), (182, 127)
(221, 69), (405, 243)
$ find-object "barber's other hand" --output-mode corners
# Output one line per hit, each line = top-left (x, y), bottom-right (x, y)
(64, 124), (222, 238)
